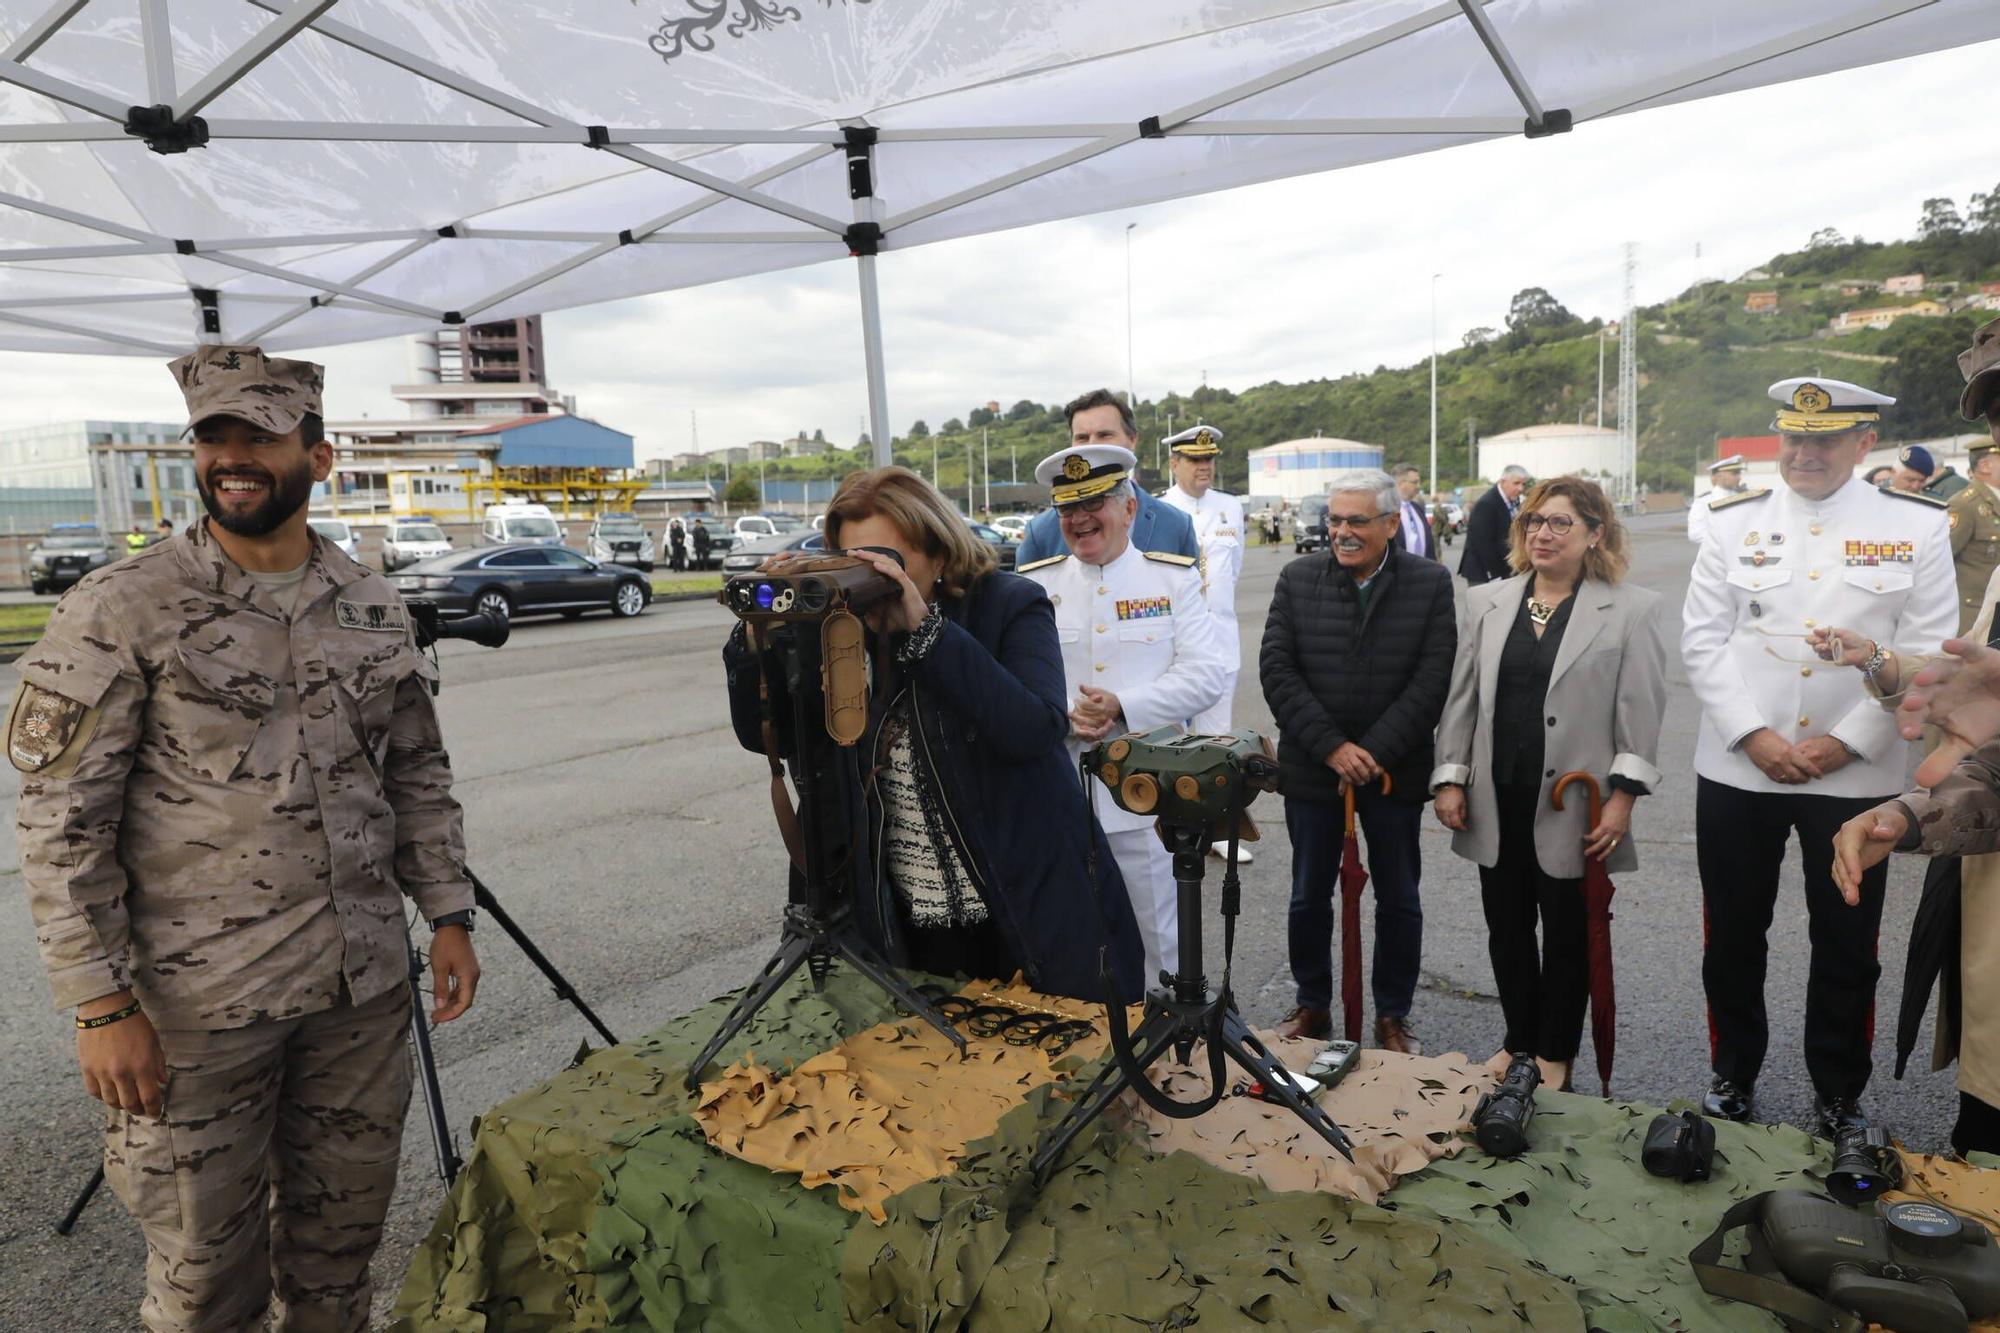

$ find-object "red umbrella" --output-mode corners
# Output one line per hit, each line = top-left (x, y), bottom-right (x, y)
(1339, 775), (1391, 1043)
(1552, 771), (1617, 1096)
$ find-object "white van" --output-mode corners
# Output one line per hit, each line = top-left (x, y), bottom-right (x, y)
(480, 502), (566, 548)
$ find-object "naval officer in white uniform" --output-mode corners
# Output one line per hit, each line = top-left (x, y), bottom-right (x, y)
(1687, 453), (1749, 545)
(1681, 376), (1956, 1134)
(1020, 443), (1228, 985)
(1159, 424), (1246, 733)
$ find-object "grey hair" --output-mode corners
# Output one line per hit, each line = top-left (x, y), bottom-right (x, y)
(1391, 463), (1421, 480)
(1325, 468), (1397, 516)
(1500, 464), (1530, 481)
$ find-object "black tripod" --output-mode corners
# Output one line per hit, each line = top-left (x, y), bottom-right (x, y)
(55, 870), (615, 1232)
(684, 622), (962, 1089)
(1030, 820), (1354, 1183)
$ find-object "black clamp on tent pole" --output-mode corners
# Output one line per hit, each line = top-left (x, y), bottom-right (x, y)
(842, 125), (878, 201)
(1137, 115), (1167, 139)
(441, 311), (464, 325)
(845, 222), (882, 257)
(190, 287), (220, 336)
(584, 125), (611, 149)
(124, 104), (209, 155)
(1524, 108), (1573, 139)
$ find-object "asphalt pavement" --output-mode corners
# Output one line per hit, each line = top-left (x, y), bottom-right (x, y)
(0, 516), (1959, 1331)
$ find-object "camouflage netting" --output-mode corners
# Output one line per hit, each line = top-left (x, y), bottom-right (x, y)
(842, 1083), (1587, 1331)
(1384, 1093), (1829, 1333)
(388, 969), (902, 1331)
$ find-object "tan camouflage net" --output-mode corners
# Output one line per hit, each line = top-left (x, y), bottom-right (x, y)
(1131, 1040), (1488, 1203)
(694, 977), (1126, 1223)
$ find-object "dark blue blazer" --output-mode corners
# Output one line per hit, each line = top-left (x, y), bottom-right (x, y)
(725, 570), (1144, 1000)
(1015, 488), (1200, 565)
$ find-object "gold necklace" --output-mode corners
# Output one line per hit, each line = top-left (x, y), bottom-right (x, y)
(1527, 597), (1556, 626)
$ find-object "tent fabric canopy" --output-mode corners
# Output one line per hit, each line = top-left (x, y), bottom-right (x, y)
(0, 0), (1996, 450)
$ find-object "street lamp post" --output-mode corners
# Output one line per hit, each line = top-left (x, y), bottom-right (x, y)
(1429, 272), (1441, 496)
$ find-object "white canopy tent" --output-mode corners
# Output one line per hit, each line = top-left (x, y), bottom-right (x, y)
(0, 0), (1995, 464)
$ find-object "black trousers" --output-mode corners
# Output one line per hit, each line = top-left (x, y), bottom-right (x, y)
(1696, 776), (1888, 1101)
(1955, 1092), (2000, 1158)
(1479, 783), (1589, 1062)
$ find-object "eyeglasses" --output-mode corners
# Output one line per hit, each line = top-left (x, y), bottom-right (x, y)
(1325, 513), (1392, 532)
(1056, 495), (1118, 516)
(1522, 513), (1594, 535)
(1746, 623), (1825, 666)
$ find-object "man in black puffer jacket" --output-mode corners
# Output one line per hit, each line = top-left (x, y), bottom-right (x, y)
(1260, 469), (1458, 1052)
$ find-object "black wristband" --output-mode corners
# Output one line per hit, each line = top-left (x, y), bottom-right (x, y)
(430, 909), (475, 933)
(76, 999), (143, 1030)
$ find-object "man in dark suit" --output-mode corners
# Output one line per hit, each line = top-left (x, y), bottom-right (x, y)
(1392, 464), (1435, 560)
(1458, 465), (1528, 585)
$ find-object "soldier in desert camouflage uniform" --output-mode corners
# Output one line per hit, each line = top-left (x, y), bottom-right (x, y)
(12, 344), (480, 1332)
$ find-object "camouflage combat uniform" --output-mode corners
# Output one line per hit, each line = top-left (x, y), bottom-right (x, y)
(15, 481), (470, 1325)
(1949, 457), (2000, 636)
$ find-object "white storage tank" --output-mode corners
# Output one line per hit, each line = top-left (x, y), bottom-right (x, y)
(1477, 424), (1621, 483)
(1247, 437), (1387, 505)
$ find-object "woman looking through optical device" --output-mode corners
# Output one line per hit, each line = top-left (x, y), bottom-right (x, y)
(724, 466), (1144, 1000)
(1431, 476), (1668, 1090)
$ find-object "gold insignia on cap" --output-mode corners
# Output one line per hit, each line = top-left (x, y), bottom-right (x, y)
(1196, 428), (1213, 446)
(1062, 454), (1091, 481)
(1792, 383), (1832, 414)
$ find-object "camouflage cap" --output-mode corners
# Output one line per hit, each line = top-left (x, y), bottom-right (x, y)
(169, 343), (324, 435)
(1960, 316), (2000, 421)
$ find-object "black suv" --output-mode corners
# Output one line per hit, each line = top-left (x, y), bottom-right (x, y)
(28, 524), (117, 594)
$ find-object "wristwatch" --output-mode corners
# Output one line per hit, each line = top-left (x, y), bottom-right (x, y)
(429, 909), (475, 933)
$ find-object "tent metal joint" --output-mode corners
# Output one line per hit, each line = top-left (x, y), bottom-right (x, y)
(174, 237), (196, 255)
(125, 103), (210, 155)
(1524, 107), (1572, 139)
(845, 222), (882, 257)
(585, 124), (610, 149)
(843, 124), (878, 200)
(1138, 115), (1166, 139)
(441, 310), (464, 324)
(190, 288), (220, 335)
(617, 228), (636, 246)
(436, 223), (461, 238)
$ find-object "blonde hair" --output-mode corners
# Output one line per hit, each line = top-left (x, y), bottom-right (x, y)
(1506, 475), (1629, 583)
(824, 466), (996, 598)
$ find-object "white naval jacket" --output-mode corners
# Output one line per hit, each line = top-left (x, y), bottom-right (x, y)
(1159, 484), (1245, 646)
(1022, 542), (1227, 833)
(1681, 474), (1956, 799)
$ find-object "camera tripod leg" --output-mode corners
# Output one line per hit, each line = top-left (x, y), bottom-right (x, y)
(1215, 1010), (1354, 1160)
(469, 873), (618, 1047)
(408, 937), (464, 1184)
(1029, 1006), (1185, 1184)
(683, 930), (818, 1090)
(829, 930), (966, 1054)
(53, 1166), (104, 1235)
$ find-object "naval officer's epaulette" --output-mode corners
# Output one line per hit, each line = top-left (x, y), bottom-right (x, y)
(1142, 551), (1198, 566)
(1017, 553), (1069, 573)
(1710, 487), (1770, 511)
(1884, 488), (1948, 509)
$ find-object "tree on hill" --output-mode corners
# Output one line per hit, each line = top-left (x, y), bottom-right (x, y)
(1005, 399), (1041, 422)
(907, 419), (930, 439)
(1462, 326), (1498, 348)
(942, 417), (964, 434)
(723, 475), (758, 507)
(1808, 226), (1846, 250)
(967, 405), (995, 428)
(1970, 185), (2000, 234)
(1507, 287), (1573, 332)
(1919, 197), (1965, 243)
(1879, 312), (1987, 442)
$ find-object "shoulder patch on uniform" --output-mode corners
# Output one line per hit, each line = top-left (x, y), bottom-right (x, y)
(1017, 554), (1069, 573)
(1710, 488), (1770, 511)
(1885, 488), (1949, 509)
(7, 684), (89, 773)
(336, 598), (409, 632)
(1143, 550), (1198, 566)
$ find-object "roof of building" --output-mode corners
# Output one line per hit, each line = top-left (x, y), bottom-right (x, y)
(1480, 423), (1619, 443)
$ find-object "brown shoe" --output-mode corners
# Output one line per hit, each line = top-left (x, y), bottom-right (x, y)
(1375, 1014), (1424, 1056)
(1275, 1005), (1332, 1040)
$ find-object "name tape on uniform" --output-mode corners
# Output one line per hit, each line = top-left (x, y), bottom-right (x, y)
(336, 599), (408, 632)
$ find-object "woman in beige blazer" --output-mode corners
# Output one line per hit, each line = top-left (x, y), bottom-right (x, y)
(1432, 476), (1668, 1090)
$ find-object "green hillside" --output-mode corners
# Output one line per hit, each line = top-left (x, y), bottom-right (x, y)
(681, 186), (2000, 499)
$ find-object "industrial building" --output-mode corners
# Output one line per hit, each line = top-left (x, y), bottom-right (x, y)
(1477, 423), (1622, 485)
(1246, 437), (1386, 506)
(0, 420), (197, 533)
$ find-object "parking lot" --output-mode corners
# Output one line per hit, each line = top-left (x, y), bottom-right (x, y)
(0, 514), (1958, 1330)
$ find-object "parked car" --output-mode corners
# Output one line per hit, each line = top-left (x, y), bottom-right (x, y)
(307, 517), (359, 561)
(991, 513), (1031, 539)
(967, 521), (1019, 571)
(586, 512), (655, 571)
(380, 518), (453, 572)
(479, 502), (567, 548)
(720, 528), (826, 574)
(27, 523), (116, 594)
(390, 545), (651, 623)
(733, 513), (804, 540)
(1293, 507), (1327, 554)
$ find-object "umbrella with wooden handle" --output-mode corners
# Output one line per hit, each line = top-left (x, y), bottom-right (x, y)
(1339, 774), (1392, 1044)
(1551, 770), (1617, 1096)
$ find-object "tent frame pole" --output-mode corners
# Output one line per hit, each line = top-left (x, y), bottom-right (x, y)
(139, 0), (176, 105)
(844, 126), (892, 467)
(3, 0), (90, 61)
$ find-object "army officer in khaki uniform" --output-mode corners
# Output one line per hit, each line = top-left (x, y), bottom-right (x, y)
(1949, 439), (2000, 635)
(13, 345), (479, 1332)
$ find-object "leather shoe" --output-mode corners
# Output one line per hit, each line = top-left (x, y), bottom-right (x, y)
(1375, 1014), (1423, 1056)
(1815, 1095), (1868, 1141)
(1274, 1005), (1331, 1040)
(1701, 1076), (1754, 1123)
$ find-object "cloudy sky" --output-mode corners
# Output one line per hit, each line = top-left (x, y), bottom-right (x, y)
(0, 37), (1994, 463)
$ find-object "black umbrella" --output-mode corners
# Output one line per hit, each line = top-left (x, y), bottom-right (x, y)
(1895, 855), (1962, 1080)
